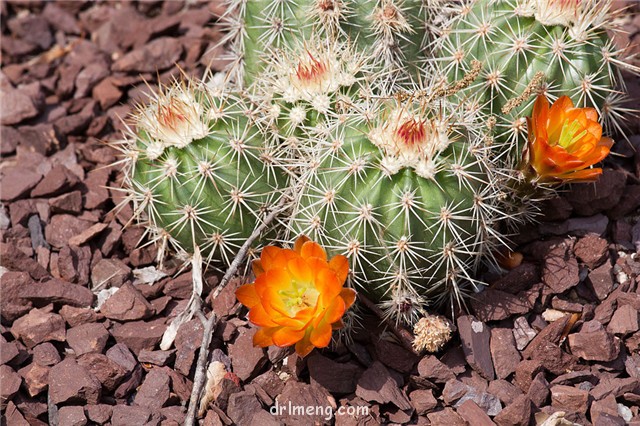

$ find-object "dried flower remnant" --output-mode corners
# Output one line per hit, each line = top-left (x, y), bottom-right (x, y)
(236, 236), (356, 356)
(521, 95), (613, 184)
(412, 314), (454, 352)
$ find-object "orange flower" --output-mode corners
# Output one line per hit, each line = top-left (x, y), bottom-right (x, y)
(522, 95), (613, 183)
(235, 236), (356, 357)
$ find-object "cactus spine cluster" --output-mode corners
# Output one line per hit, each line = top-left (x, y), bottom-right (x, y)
(116, 0), (635, 324)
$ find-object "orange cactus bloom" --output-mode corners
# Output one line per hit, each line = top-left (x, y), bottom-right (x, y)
(235, 236), (356, 357)
(523, 95), (613, 183)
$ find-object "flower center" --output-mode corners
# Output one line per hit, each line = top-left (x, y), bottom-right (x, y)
(279, 282), (320, 316)
(296, 51), (329, 88)
(532, 0), (581, 27)
(396, 117), (427, 147)
(157, 97), (190, 130)
(556, 119), (588, 150)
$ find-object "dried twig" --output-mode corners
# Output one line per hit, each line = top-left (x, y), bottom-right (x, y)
(184, 198), (288, 426)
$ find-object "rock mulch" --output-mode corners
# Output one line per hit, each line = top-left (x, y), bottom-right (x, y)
(2, 1), (640, 425)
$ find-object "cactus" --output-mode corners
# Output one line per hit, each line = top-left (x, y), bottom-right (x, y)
(218, 0), (443, 88)
(117, 79), (285, 267)
(283, 86), (509, 322)
(435, 0), (634, 145)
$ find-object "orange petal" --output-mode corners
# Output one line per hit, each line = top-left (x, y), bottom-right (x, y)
(236, 284), (260, 308)
(272, 326), (305, 347)
(340, 288), (357, 309)
(316, 267), (342, 301)
(561, 167), (603, 182)
(300, 240), (327, 261)
(260, 245), (282, 271)
(329, 255), (349, 284)
(295, 335), (316, 357)
(532, 95), (549, 142)
(293, 235), (311, 254)
(287, 257), (313, 283)
(253, 327), (278, 347)
(310, 319), (332, 348)
(248, 303), (279, 327)
(324, 296), (346, 324)
(252, 259), (265, 277)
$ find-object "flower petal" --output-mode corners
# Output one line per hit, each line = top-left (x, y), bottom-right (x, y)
(236, 284), (260, 308)
(272, 327), (306, 347)
(293, 235), (311, 254)
(295, 329), (316, 357)
(340, 288), (357, 309)
(253, 327), (278, 347)
(300, 240), (327, 261)
(329, 255), (349, 284)
(309, 319), (332, 348)
(249, 303), (279, 327)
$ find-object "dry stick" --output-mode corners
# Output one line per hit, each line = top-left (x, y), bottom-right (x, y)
(357, 292), (419, 355)
(184, 198), (288, 426)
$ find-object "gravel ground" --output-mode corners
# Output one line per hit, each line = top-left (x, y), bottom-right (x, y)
(1, 1), (640, 425)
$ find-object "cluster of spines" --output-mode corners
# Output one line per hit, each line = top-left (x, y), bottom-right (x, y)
(115, 79), (284, 270)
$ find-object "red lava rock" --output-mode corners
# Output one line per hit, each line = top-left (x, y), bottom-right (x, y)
(373, 338), (419, 373)
(526, 372), (550, 408)
(356, 361), (411, 410)
(49, 190), (83, 214)
(493, 394), (534, 426)
(4, 401), (30, 426)
(138, 349), (175, 367)
(112, 37), (183, 72)
(456, 399), (495, 426)
(417, 355), (456, 384)
(490, 327), (521, 380)
(0, 270), (34, 322)
(551, 385), (590, 413)
(163, 272), (194, 300)
(66, 322), (110, 356)
(208, 276), (239, 317)
(133, 368), (171, 409)
(226, 389), (277, 426)
(574, 233), (609, 269)
(86, 404), (113, 425)
(20, 278), (94, 308)
(0, 336), (20, 365)
(542, 241), (580, 294)
(276, 380), (336, 425)
(0, 86), (40, 126)
(308, 353), (363, 394)
(0, 167), (42, 201)
(443, 379), (472, 405)
(568, 320), (620, 362)
(457, 315), (495, 380)
(110, 318), (166, 356)
(565, 169), (627, 216)
(68, 222), (108, 246)
(92, 77), (123, 109)
(608, 304), (640, 335)
(30, 165), (80, 198)
(587, 261), (615, 301)
(59, 305), (99, 327)
(0, 365), (22, 405)
(114, 365), (144, 400)
(471, 288), (533, 322)
(409, 389), (438, 415)
(100, 282), (154, 321)
(32, 342), (61, 366)
(83, 168), (111, 210)
(173, 318), (203, 376)
(74, 63), (109, 99)
(513, 360), (544, 393)
(11, 307), (66, 348)
(488, 380), (523, 406)
(48, 358), (101, 405)
(590, 376), (640, 400)
(491, 262), (540, 294)
(18, 362), (49, 396)
(57, 245), (91, 286)
(57, 406), (87, 426)
(228, 326), (267, 382)
(427, 407), (466, 425)
(91, 258), (132, 290)
(45, 214), (94, 248)
(110, 405), (152, 426)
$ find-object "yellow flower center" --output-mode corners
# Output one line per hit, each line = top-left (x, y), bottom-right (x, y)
(279, 282), (320, 316)
(556, 119), (587, 151)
